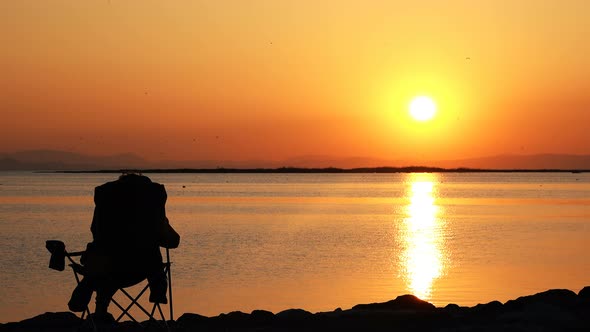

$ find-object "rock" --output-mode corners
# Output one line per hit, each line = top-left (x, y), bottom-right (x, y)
(250, 309), (274, 324)
(352, 294), (436, 312)
(5, 288), (590, 332)
(224, 310), (249, 318)
(275, 308), (313, 321)
(14, 312), (81, 328)
(504, 289), (578, 311)
(499, 302), (577, 329)
(471, 300), (503, 315)
(442, 303), (470, 318)
(444, 303), (461, 311)
(218, 310), (250, 325)
(175, 312), (209, 328)
(578, 286), (590, 300)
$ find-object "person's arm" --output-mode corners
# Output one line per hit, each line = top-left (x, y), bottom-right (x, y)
(90, 186), (104, 245)
(160, 216), (180, 248)
(156, 184), (180, 248)
(90, 208), (99, 239)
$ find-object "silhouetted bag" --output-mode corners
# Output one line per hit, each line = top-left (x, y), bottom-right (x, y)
(159, 217), (180, 249)
(46, 240), (66, 271)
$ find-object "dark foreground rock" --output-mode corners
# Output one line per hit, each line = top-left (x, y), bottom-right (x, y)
(3, 287), (590, 331)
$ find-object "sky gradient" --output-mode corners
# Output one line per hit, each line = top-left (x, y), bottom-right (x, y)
(1, 0), (589, 164)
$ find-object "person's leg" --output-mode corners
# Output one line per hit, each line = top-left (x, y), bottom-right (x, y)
(68, 277), (94, 312)
(147, 269), (168, 304)
(95, 285), (117, 317)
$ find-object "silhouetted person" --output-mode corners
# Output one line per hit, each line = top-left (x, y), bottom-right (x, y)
(68, 173), (180, 319)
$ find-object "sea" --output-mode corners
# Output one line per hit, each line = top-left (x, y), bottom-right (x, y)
(1, 171), (589, 322)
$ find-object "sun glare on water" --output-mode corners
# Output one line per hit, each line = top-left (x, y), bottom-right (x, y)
(402, 173), (445, 301)
(409, 96), (437, 121)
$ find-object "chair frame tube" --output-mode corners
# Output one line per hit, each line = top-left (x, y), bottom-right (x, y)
(62, 247), (174, 330)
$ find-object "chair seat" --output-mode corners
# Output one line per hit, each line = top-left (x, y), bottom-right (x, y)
(70, 262), (149, 289)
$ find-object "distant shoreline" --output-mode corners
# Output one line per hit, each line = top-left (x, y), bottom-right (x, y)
(50, 167), (589, 174)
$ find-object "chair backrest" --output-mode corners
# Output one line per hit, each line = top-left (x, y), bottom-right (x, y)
(93, 174), (166, 251)
(90, 174), (169, 286)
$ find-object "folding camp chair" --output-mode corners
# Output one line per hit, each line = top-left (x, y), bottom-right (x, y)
(46, 240), (174, 329)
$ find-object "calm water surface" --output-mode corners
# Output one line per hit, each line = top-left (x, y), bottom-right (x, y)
(1, 172), (589, 322)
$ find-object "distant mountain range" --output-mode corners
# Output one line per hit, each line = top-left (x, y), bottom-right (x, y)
(1, 149), (589, 171)
(0, 150), (148, 170)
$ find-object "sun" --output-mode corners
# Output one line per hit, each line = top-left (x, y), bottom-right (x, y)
(409, 96), (437, 121)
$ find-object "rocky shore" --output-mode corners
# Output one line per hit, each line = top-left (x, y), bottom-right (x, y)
(3, 287), (589, 331)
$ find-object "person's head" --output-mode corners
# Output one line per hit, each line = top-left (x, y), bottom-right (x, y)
(118, 172), (152, 184)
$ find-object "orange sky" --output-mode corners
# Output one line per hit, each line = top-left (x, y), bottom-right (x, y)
(1, 1), (589, 163)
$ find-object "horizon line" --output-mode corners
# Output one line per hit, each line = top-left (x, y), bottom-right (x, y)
(51, 166), (589, 174)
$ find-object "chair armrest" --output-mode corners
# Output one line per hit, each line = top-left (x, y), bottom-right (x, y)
(69, 263), (87, 276)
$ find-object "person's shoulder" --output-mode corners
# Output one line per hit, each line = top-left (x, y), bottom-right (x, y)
(150, 182), (167, 199)
(94, 180), (118, 198)
(95, 180), (117, 189)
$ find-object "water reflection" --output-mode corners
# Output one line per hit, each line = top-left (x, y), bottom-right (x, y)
(401, 173), (445, 300)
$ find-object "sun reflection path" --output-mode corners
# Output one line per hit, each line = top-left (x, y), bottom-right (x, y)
(401, 173), (445, 300)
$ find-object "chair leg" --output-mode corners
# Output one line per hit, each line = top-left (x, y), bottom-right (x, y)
(157, 304), (170, 331)
(81, 308), (93, 320)
(71, 268), (93, 324)
(142, 304), (169, 331)
(112, 298), (138, 323)
(117, 287), (153, 321)
(150, 304), (157, 319)
(166, 248), (173, 321)
(157, 304), (167, 322)
(78, 308), (97, 332)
